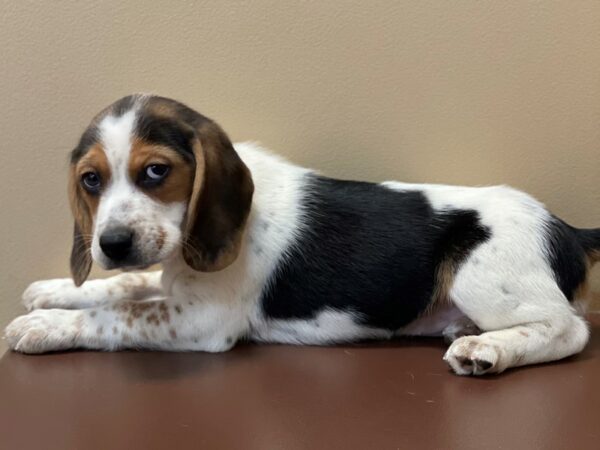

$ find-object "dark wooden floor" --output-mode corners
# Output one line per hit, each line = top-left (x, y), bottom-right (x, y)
(1, 315), (599, 450)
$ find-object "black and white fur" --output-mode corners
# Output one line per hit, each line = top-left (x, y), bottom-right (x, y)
(5, 94), (598, 376)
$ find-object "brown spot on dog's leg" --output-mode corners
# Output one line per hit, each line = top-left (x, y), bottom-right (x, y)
(113, 303), (130, 313)
(169, 328), (177, 339)
(146, 313), (160, 326)
(158, 303), (170, 323)
(174, 304), (183, 314)
(96, 326), (104, 335)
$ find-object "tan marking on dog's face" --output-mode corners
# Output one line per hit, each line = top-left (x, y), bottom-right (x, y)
(69, 144), (113, 286)
(71, 95), (253, 277)
(146, 100), (179, 118)
(128, 139), (195, 204)
(68, 144), (112, 234)
(73, 144), (112, 213)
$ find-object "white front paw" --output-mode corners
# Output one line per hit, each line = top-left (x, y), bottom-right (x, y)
(22, 278), (79, 311)
(4, 309), (83, 354)
(443, 336), (504, 376)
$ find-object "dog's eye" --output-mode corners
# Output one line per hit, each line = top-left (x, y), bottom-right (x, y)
(142, 164), (170, 186)
(81, 172), (101, 193)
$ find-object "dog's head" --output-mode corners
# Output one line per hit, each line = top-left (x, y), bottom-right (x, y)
(68, 94), (254, 286)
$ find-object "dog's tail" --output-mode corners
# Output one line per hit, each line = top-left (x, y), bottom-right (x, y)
(577, 228), (600, 264)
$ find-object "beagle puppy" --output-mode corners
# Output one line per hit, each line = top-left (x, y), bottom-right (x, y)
(5, 94), (599, 375)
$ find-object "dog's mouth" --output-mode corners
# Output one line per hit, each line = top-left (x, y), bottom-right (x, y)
(99, 254), (158, 272)
(118, 263), (153, 272)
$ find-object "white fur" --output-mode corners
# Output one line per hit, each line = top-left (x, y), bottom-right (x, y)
(383, 182), (589, 374)
(22, 273), (163, 311)
(5, 108), (591, 375)
(92, 109), (186, 270)
(252, 309), (394, 344)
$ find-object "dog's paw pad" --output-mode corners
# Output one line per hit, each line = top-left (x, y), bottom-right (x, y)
(443, 336), (503, 376)
(474, 359), (493, 371)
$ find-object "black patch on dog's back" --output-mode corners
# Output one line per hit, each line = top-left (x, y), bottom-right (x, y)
(260, 176), (490, 330)
(546, 217), (588, 301)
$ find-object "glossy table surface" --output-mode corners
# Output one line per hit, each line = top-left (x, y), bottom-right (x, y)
(1, 315), (599, 450)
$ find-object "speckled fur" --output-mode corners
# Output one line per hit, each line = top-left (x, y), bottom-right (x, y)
(4, 95), (597, 376)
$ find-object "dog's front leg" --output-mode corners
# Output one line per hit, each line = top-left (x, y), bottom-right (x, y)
(22, 272), (163, 311)
(5, 297), (243, 354)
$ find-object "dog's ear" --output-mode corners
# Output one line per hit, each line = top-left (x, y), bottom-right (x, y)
(182, 121), (254, 271)
(68, 166), (93, 286)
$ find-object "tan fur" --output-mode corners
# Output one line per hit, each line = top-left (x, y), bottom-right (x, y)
(67, 95), (254, 285)
(69, 144), (111, 286)
(433, 260), (455, 307)
(573, 254), (595, 303)
(421, 260), (455, 317)
(573, 278), (591, 302)
(128, 139), (194, 203)
(145, 100), (178, 119)
(182, 120), (254, 272)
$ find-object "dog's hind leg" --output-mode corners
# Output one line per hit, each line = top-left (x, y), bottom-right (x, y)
(443, 252), (589, 375)
(444, 311), (589, 375)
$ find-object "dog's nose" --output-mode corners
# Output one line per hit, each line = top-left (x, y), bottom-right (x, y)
(99, 227), (134, 261)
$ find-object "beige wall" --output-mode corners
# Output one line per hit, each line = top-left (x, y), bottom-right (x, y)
(1, 1), (599, 355)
